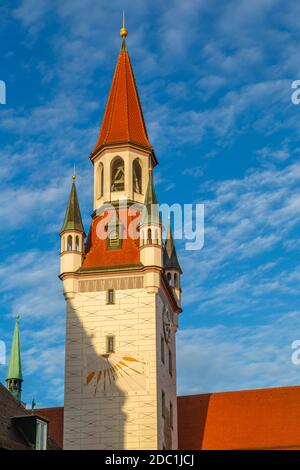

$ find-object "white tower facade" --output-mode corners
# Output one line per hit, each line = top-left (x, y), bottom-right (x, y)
(60, 27), (182, 450)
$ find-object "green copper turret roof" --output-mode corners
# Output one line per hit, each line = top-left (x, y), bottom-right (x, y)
(141, 169), (160, 225)
(61, 181), (84, 234)
(163, 223), (182, 273)
(6, 316), (23, 382)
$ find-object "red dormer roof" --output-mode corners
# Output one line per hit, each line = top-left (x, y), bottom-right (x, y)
(81, 208), (141, 270)
(92, 48), (152, 154)
(35, 407), (64, 449)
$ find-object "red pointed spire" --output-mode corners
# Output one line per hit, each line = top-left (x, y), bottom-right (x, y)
(92, 47), (152, 154)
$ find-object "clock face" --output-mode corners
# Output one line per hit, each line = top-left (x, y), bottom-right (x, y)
(163, 306), (172, 343)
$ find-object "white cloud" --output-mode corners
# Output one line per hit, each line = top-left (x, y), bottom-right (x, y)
(13, 0), (50, 31)
(180, 156), (300, 317)
(0, 250), (63, 319)
(0, 249), (66, 406)
(177, 310), (300, 395)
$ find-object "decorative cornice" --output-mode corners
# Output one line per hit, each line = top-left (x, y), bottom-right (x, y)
(89, 141), (158, 166)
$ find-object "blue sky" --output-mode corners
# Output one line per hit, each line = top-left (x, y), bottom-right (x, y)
(1, 0), (300, 407)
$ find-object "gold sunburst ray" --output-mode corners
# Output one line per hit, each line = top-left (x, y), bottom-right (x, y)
(86, 353), (146, 393)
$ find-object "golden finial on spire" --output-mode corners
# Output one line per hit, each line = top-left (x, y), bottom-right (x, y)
(120, 11), (128, 39)
(72, 164), (76, 181)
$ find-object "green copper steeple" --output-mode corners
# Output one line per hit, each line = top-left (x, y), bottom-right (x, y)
(141, 168), (160, 225)
(60, 179), (84, 234)
(163, 222), (182, 273)
(6, 316), (23, 401)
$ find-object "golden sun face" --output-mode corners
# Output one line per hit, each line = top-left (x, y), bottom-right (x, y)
(86, 354), (146, 395)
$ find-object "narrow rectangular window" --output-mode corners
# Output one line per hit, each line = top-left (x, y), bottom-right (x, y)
(106, 335), (115, 353)
(35, 419), (48, 450)
(162, 390), (165, 419)
(108, 230), (121, 249)
(169, 349), (172, 376)
(161, 335), (165, 364)
(107, 289), (115, 304)
(170, 402), (173, 429)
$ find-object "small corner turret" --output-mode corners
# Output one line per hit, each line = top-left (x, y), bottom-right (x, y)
(60, 175), (85, 282)
(140, 167), (163, 267)
(163, 222), (182, 306)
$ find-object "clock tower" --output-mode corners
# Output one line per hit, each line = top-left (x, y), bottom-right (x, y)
(60, 23), (182, 450)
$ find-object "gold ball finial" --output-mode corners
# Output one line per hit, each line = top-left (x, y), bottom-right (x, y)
(120, 11), (128, 38)
(120, 27), (128, 38)
(72, 164), (76, 181)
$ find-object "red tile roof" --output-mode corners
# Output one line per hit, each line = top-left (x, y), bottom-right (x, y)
(178, 385), (300, 450)
(82, 209), (141, 270)
(34, 385), (300, 450)
(92, 49), (152, 153)
(0, 384), (60, 450)
(35, 407), (64, 449)
(0, 384), (32, 450)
